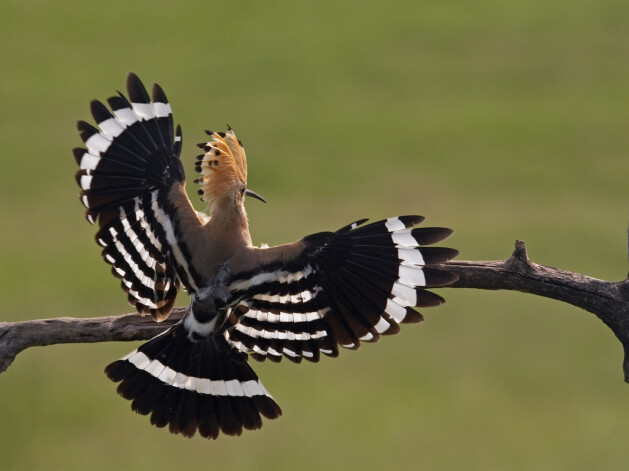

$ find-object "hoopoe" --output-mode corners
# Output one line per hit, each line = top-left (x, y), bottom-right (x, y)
(73, 73), (459, 439)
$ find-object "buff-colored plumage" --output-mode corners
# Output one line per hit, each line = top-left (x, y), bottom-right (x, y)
(76, 74), (459, 440)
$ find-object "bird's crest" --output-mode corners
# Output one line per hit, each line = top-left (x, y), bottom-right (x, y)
(195, 128), (247, 205)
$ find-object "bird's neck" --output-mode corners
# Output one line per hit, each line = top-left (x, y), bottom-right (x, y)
(206, 197), (252, 249)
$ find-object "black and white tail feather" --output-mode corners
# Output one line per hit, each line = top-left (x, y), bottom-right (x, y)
(105, 324), (281, 438)
(75, 73), (459, 439)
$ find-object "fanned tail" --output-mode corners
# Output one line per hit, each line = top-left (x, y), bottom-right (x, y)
(105, 322), (282, 439)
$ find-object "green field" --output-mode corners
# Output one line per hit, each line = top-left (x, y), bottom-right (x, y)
(1, 1), (628, 469)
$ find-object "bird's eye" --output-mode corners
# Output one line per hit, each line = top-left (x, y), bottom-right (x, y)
(241, 187), (246, 195)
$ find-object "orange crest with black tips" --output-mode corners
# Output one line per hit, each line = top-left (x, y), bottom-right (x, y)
(195, 128), (247, 206)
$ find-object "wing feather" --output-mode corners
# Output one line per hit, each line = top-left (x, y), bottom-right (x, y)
(224, 216), (458, 362)
(74, 73), (201, 320)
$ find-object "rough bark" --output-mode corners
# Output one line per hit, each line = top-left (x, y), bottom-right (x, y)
(441, 241), (629, 382)
(2, 241), (629, 380)
(0, 308), (185, 374)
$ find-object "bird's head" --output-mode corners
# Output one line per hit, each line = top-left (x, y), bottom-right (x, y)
(195, 128), (266, 212)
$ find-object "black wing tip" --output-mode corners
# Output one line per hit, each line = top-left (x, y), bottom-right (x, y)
(401, 308), (425, 324)
(152, 82), (168, 103)
(90, 99), (112, 123)
(422, 247), (460, 264)
(126, 72), (150, 103)
(432, 227), (455, 239)
(414, 289), (446, 308)
(76, 120), (99, 143)
(412, 226), (456, 245)
(446, 247), (460, 259)
(424, 268), (459, 287)
(107, 94), (129, 110)
(126, 72), (141, 89)
(400, 215), (426, 227)
(76, 119), (95, 132)
(72, 147), (85, 165)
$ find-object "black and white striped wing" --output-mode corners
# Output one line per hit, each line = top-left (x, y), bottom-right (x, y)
(224, 216), (458, 363)
(73, 73), (193, 320)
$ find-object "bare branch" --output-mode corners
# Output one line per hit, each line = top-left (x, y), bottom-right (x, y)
(2, 241), (629, 381)
(435, 240), (629, 382)
(0, 308), (185, 374)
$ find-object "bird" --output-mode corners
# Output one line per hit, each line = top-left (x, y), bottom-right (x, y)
(73, 73), (459, 439)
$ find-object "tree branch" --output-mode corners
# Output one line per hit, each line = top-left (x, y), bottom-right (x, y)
(2, 241), (629, 381)
(0, 308), (185, 374)
(437, 240), (629, 382)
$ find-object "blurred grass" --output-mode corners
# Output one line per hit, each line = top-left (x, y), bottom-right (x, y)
(0, 0), (628, 469)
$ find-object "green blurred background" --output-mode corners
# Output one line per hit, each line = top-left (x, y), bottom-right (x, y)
(1, 1), (628, 469)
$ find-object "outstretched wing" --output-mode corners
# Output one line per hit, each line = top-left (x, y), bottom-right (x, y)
(73, 73), (203, 321)
(223, 216), (458, 363)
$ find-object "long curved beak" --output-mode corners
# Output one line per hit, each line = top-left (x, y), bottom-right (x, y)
(244, 188), (267, 203)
